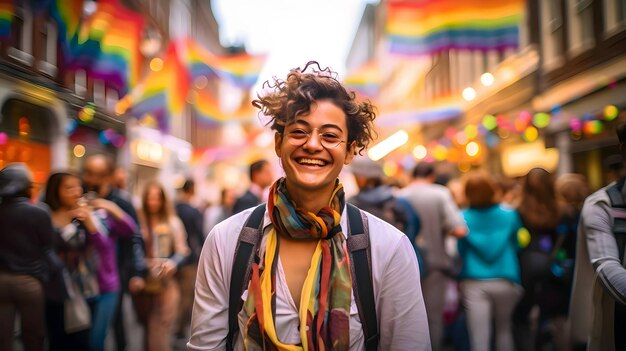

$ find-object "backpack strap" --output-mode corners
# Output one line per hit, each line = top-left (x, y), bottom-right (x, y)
(227, 204), (266, 351)
(346, 203), (379, 351)
(606, 179), (626, 261)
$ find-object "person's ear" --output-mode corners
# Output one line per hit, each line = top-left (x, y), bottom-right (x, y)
(344, 141), (356, 165)
(274, 132), (283, 157)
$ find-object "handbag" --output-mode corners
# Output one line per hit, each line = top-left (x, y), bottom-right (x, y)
(64, 280), (91, 333)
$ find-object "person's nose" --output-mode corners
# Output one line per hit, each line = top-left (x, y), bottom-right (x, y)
(302, 128), (323, 151)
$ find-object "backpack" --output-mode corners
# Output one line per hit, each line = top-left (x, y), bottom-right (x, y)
(605, 179), (626, 262)
(226, 203), (378, 351)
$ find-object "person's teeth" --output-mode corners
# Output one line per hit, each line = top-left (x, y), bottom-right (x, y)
(299, 158), (324, 166)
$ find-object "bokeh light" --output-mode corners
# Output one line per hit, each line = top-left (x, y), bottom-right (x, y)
(482, 115), (497, 130)
(466, 141), (480, 157)
(73, 144), (86, 158)
(413, 145), (427, 160)
(604, 105), (619, 121)
(532, 112), (551, 128)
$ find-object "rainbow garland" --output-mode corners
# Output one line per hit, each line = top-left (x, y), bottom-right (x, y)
(0, 0), (13, 38)
(386, 0), (525, 56)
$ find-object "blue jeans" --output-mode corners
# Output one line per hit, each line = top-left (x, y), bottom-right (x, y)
(88, 291), (120, 351)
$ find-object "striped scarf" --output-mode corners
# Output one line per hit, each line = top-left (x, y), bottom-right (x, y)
(242, 178), (352, 351)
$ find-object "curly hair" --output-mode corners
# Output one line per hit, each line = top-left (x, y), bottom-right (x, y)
(252, 61), (377, 155)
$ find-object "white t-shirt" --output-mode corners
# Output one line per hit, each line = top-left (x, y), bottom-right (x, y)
(188, 205), (431, 351)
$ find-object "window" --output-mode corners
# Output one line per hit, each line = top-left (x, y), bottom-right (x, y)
(106, 88), (119, 112)
(7, 4), (34, 66)
(541, 0), (565, 70)
(75, 70), (87, 96)
(93, 80), (106, 107)
(604, 0), (626, 34)
(568, 0), (595, 55)
(37, 20), (57, 77)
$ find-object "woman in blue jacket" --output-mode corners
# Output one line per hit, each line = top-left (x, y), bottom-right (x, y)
(458, 171), (524, 351)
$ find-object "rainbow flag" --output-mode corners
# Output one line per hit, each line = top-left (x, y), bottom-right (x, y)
(0, 0), (13, 38)
(49, 0), (84, 47)
(344, 61), (381, 98)
(184, 38), (265, 90)
(386, 0), (525, 56)
(70, 0), (144, 93)
(119, 41), (190, 131)
(208, 53), (265, 90)
(193, 86), (226, 126)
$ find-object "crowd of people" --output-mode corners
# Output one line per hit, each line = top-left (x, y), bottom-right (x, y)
(1, 61), (625, 351)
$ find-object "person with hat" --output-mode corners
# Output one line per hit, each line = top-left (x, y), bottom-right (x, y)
(570, 123), (626, 351)
(0, 163), (55, 351)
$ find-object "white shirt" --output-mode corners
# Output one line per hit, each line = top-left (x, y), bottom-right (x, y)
(188, 206), (431, 351)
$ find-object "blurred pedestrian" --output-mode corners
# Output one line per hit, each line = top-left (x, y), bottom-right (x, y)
(138, 181), (190, 351)
(0, 164), (53, 351)
(570, 123), (626, 351)
(174, 178), (204, 339)
(44, 171), (138, 351)
(348, 157), (425, 274)
(549, 173), (591, 351)
(348, 156), (408, 230)
(495, 176), (522, 208)
(458, 171), (524, 351)
(513, 167), (562, 351)
(189, 62), (430, 350)
(82, 153), (146, 351)
(397, 162), (467, 351)
(203, 187), (237, 236)
(232, 159), (274, 214)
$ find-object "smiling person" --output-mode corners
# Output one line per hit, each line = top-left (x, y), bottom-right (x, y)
(188, 62), (430, 351)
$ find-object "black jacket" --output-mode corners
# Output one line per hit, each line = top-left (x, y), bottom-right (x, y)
(0, 164), (55, 280)
(232, 190), (262, 214)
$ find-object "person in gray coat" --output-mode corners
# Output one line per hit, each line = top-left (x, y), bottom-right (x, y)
(570, 123), (626, 351)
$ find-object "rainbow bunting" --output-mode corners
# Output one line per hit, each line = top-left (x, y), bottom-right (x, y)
(69, 0), (144, 93)
(0, 0), (13, 38)
(344, 61), (381, 98)
(386, 0), (525, 56)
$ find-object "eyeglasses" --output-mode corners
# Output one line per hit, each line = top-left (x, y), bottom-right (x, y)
(285, 128), (346, 149)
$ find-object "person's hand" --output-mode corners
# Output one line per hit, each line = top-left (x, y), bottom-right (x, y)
(90, 198), (125, 220)
(128, 276), (145, 294)
(90, 198), (115, 213)
(160, 259), (177, 278)
(450, 227), (467, 238)
(72, 207), (98, 234)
